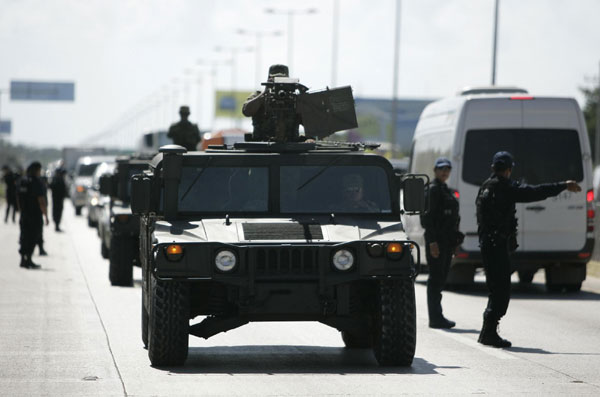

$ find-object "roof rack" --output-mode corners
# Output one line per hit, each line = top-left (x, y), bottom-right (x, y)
(205, 140), (381, 154)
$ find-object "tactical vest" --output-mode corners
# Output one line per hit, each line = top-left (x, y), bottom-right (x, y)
(476, 176), (517, 239)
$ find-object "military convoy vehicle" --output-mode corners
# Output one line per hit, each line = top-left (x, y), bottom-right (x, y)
(99, 156), (150, 286)
(130, 141), (426, 367)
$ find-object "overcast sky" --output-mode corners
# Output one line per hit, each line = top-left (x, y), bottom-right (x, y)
(1, 0), (599, 148)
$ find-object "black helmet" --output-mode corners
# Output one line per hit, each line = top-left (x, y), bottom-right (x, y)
(268, 64), (289, 78)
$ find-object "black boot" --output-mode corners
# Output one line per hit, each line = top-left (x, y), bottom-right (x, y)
(39, 245), (48, 256)
(26, 257), (41, 269)
(429, 317), (456, 329)
(478, 319), (511, 348)
(20, 255), (28, 268)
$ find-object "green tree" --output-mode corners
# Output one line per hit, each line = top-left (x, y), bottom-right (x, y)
(581, 81), (599, 162)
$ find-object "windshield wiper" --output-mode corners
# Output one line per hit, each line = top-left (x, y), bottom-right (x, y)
(180, 158), (211, 202)
(296, 156), (342, 191)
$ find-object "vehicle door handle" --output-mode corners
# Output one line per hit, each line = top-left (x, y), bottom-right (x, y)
(525, 205), (546, 212)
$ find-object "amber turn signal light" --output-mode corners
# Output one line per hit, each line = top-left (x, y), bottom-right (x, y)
(387, 243), (403, 254)
(165, 244), (184, 261)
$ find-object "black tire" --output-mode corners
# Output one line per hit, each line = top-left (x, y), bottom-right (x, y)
(148, 274), (189, 366)
(373, 278), (416, 367)
(87, 216), (97, 228)
(101, 240), (109, 259)
(75, 206), (82, 216)
(341, 331), (372, 348)
(109, 236), (134, 287)
(142, 301), (149, 349)
(518, 270), (535, 284)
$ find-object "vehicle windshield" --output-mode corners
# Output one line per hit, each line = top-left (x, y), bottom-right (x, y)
(281, 165), (392, 213)
(77, 163), (100, 176)
(462, 129), (583, 185)
(178, 166), (269, 212)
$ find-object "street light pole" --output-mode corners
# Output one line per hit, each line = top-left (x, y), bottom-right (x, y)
(264, 7), (318, 74)
(331, 0), (340, 87)
(237, 29), (283, 87)
(391, 0), (401, 158)
(491, 0), (500, 85)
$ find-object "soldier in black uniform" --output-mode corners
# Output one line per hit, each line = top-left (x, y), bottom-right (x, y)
(49, 168), (68, 231)
(2, 165), (18, 223)
(421, 157), (463, 328)
(37, 175), (49, 255)
(476, 151), (581, 347)
(16, 161), (49, 269)
(167, 106), (201, 151)
(242, 64), (303, 142)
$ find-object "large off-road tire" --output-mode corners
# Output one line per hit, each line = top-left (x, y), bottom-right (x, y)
(109, 236), (134, 287)
(101, 240), (109, 259)
(341, 331), (372, 348)
(142, 301), (149, 349)
(75, 206), (82, 216)
(373, 278), (416, 367)
(518, 270), (535, 284)
(148, 274), (190, 366)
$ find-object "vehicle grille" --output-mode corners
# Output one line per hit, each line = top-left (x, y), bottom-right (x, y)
(242, 223), (323, 240)
(251, 247), (319, 277)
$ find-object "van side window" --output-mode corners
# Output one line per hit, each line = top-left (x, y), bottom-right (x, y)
(463, 129), (583, 186)
(409, 131), (453, 180)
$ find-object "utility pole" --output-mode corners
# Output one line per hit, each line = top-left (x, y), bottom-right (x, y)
(491, 0), (499, 85)
(390, 0), (401, 158)
(237, 29), (283, 87)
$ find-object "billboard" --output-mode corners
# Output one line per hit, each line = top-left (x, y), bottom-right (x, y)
(10, 81), (75, 101)
(214, 90), (254, 119)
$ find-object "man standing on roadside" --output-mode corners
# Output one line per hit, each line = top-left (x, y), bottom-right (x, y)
(476, 151), (581, 347)
(17, 161), (49, 269)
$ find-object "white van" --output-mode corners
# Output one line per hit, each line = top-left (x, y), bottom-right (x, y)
(404, 87), (594, 291)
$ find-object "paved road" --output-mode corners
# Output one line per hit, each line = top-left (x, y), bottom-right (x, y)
(1, 202), (600, 396)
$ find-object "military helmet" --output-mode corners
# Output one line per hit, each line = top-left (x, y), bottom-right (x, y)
(179, 105), (190, 114)
(268, 64), (289, 78)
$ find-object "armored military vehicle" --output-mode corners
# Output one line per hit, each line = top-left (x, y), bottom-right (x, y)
(99, 156), (151, 286)
(131, 141), (426, 367)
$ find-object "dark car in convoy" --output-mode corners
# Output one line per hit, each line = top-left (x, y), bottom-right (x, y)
(99, 156), (151, 286)
(131, 142), (426, 368)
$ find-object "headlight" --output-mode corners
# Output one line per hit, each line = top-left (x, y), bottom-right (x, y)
(332, 249), (354, 271)
(215, 250), (237, 272)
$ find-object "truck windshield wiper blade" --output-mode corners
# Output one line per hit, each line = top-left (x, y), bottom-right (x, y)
(180, 159), (211, 202)
(296, 156), (341, 191)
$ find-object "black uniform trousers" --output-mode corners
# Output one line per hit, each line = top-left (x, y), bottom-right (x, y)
(19, 215), (43, 257)
(480, 236), (512, 322)
(52, 199), (64, 226)
(425, 238), (453, 321)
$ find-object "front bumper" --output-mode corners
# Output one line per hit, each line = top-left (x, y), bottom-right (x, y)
(153, 240), (420, 286)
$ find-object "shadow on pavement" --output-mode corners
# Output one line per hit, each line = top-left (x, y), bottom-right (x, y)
(159, 346), (462, 375)
(507, 346), (600, 355)
(437, 280), (600, 301)
(442, 328), (480, 335)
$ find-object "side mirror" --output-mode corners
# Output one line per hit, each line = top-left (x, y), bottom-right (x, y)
(99, 174), (114, 196)
(401, 175), (427, 214)
(131, 173), (151, 214)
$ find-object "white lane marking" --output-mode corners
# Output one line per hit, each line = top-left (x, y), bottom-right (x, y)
(432, 329), (517, 360)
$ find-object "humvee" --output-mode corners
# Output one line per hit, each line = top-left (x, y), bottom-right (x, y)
(99, 156), (150, 286)
(132, 142), (426, 367)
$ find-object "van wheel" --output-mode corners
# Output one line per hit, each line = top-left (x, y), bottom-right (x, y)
(148, 274), (189, 367)
(518, 270), (535, 284)
(109, 236), (134, 287)
(101, 240), (109, 259)
(372, 278), (416, 366)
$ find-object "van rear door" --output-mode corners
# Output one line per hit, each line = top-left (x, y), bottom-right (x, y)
(520, 99), (586, 251)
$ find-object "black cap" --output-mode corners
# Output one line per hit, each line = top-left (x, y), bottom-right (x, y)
(27, 161), (42, 174)
(434, 157), (452, 169)
(492, 151), (515, 169)
(268, 64), (289, 78)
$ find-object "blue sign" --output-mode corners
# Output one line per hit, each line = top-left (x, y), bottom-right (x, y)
(10, 81), (75, 101)
(219, 96), (236, 111)
(0, 120), (11, 134)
